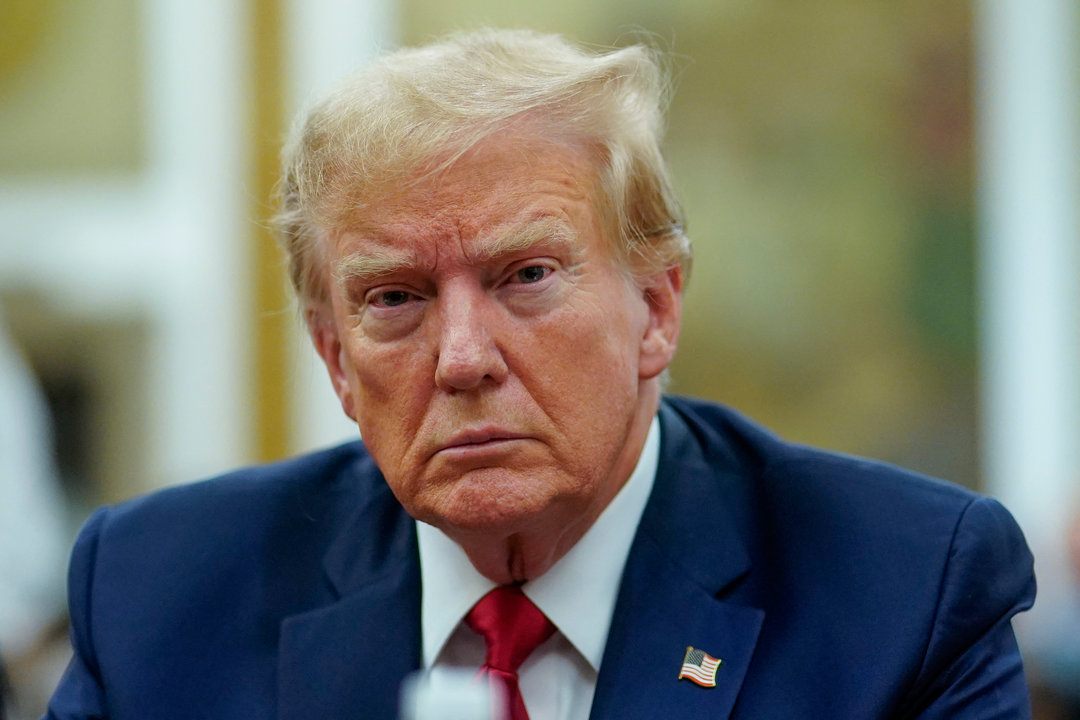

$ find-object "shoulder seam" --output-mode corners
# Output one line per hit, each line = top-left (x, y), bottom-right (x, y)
(76, 506), (111, 712)
(904, 494), (980, 703)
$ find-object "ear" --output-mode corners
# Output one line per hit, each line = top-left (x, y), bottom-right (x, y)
(638, 266), (683, 380)
(305, 303), (357, 422)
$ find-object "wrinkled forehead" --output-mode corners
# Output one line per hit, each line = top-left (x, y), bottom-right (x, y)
(321, 131), (622, 266)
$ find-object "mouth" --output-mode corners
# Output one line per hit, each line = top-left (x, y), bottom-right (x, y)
(433, 427), (530, 458)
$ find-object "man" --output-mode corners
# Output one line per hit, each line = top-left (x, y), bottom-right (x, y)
(45, 29), (1034, 720)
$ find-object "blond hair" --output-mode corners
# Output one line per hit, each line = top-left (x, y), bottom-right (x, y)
(275, 28), (690, 306)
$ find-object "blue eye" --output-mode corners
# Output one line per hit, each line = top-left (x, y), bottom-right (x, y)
(515, 266), (549, 284)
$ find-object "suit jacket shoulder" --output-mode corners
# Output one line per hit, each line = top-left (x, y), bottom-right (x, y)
(47, 441), (422, 720)
(591, 396), (1035, 719)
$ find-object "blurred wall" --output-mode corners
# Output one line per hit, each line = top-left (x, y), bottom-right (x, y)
(0, 0), (251, 507)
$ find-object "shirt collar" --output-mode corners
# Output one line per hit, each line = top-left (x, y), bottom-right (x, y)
(417, 415), (660, 670)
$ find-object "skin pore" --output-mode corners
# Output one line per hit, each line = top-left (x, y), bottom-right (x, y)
(307, 133), (682, 584)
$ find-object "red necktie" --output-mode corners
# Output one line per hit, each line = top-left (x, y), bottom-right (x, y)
(465, 586), (556, 720)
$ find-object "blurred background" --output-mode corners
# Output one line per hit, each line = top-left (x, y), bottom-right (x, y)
(0, 0), (1076, 717)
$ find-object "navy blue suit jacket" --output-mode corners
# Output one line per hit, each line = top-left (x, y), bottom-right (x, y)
(45, 397), (1035, 719)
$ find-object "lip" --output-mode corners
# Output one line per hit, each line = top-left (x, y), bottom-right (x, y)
(433, 427), (530, 456)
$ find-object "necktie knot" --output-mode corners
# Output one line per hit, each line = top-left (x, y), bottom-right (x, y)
(465, 586), (555, 673)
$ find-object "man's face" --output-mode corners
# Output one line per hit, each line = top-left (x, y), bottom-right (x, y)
(309, 134), (680, 560)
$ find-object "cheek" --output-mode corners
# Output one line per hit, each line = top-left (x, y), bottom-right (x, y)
(570, 296), (647, 412)
(346, 329), (429, 399)
(551, 292), (643, 384)
(345, 341), (432, 460)
(525, 301), (644, 434)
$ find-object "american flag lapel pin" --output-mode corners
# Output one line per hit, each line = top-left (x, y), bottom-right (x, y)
(678, 646), (722, 687)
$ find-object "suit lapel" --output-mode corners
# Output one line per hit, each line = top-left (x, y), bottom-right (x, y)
(278, 478), (421, 720)
(590, 402), (765, 720)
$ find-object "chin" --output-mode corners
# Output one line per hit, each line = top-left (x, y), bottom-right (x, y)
(422, 466), (569, 537)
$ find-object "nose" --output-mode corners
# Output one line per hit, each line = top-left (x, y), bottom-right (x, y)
(433, 285), (509, 392)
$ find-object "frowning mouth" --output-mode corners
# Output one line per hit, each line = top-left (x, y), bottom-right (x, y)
(432, 428), (530, 459)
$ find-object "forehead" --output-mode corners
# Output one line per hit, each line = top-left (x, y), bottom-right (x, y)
(330, 135), (611, 261)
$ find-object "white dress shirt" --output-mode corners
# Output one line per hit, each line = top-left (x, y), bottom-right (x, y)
(417, 416), (660, 720)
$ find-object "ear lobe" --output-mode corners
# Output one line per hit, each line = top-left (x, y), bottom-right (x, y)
(305, 304), (357, 422)
(638, 266), (683, 380)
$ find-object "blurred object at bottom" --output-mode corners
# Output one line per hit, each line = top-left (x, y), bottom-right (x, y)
(400, 669), (506, 720)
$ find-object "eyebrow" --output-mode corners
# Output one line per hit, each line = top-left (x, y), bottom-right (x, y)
(471, 216), (581, 264)
(333, 248), (418, 290)
(333, 216), (582, 290)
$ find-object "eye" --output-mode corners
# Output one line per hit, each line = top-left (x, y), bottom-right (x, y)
(514, 265), (550, 284)
(370, 289), (415, 307)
